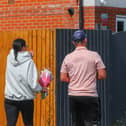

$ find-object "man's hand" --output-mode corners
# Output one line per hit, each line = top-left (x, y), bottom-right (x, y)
(60, 72), (70, 83)
(97, 68), (106, 80)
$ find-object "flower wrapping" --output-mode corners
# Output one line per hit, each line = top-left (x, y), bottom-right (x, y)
(39, 69), (53, 87)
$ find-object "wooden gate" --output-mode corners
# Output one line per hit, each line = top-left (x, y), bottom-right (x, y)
(0, 29), (56, 126)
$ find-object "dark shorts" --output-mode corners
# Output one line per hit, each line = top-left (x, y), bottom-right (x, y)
(69, 96), (100, 125)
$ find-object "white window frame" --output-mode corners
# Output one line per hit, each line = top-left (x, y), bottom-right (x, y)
(116, 15), (126, 32)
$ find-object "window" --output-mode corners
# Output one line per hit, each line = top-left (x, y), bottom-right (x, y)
(116, 15), (126, 32)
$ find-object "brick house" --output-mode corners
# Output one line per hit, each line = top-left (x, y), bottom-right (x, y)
(94, 0), (126, 32)
(0, 0), (126, 32)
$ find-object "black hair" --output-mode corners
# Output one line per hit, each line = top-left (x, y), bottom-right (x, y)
(12, 38), (26, 61)
(74, 39), (83, 43)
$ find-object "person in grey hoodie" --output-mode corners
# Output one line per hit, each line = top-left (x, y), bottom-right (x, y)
(4, 38), (46, 126)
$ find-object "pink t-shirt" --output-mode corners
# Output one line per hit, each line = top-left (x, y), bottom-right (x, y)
(60, 47), (105, 97)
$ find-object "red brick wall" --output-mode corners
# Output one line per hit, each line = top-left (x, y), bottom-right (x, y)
(84, 6), (126, 32)
(95, 6), (126, 32)
(0, 0), (80, 30)
(84, 7), (95, 29)
(1, 0), (126, 31)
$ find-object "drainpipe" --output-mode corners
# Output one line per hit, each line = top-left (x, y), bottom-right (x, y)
(79, 0), (84, 29)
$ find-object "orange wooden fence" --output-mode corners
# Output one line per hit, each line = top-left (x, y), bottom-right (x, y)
(0, 29), (56, 126)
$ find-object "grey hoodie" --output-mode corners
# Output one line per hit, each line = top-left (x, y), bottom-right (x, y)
(5, 49), (42, 101)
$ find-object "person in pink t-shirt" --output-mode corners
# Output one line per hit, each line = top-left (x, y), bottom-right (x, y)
(60, 30), (106, 126)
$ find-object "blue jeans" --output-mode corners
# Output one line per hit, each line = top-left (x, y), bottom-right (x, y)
(4, 99), (34, 126)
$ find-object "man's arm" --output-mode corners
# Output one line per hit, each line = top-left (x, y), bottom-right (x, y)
(97, 68), (106, 80)
(60, 72), (70, 83)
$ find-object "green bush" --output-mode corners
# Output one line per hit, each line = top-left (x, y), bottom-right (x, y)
(113, 112), (126, 126)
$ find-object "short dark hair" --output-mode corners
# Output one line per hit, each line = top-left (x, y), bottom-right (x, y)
(13, 38), (26, 61)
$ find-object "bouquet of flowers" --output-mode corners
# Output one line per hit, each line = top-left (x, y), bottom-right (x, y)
(39, 68), (53, 99)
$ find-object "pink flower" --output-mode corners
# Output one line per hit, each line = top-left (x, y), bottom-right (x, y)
(39, 69), (53, 87)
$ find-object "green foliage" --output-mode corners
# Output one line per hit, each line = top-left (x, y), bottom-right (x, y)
(113, 112), (126, 126)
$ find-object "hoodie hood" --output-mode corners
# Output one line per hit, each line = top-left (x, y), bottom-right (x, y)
(8, 49), (32, 66)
